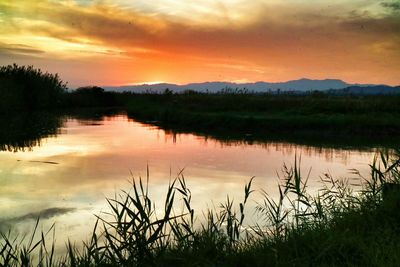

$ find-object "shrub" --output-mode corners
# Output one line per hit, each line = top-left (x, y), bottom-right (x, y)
(0, 64), (67, 111)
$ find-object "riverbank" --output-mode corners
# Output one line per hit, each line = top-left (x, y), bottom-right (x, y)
(2, 64), (400, 139)
(2, 108), (400, 153)
(1, 151), (399, 266)
(125, 93), (400, 138)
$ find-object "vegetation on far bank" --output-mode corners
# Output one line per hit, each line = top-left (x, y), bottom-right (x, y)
(2, 63), (400, 139)
(124, 92), (400, 136)
(1, 150), (400, 266)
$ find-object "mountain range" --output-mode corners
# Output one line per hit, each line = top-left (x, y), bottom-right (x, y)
(104, 78), (399, 95)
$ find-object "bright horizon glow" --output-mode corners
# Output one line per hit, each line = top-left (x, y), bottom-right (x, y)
(0, 0), (399, 87)
(124, 81), (170, 86)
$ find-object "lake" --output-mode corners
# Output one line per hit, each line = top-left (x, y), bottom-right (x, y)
(0, 111), (377, 249)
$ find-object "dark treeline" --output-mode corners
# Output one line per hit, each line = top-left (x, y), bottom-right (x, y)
(65, 86), (122, 107)
(1, 64), (400, 113)
(0, 64), (123, 111)
(2, 64), (400, 139)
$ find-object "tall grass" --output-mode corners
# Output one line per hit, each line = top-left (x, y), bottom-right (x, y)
(125, 93), (400, 140)
(1, 150), (400, 266)
(124, 92), (400, 115)
(0, 64), (67, 111)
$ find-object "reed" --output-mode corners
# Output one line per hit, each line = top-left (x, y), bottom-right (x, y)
(1, 150), (399, 266)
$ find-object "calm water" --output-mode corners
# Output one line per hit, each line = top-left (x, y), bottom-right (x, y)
(0, 113), (376, 248)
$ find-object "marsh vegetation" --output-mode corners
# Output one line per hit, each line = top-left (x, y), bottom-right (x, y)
(125, 92), (400, 139)
(1, 64), (400, 266)
(1, 64), (400, 140)
(1, 150), (399, 266)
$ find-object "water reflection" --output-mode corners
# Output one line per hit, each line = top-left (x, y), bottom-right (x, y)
(0, 112), (64, 152)
(0, 110), (391, 154)
(0, 111), (379, 249)
(160, 129), (376, 165)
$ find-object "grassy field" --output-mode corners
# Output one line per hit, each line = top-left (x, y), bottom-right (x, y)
(1, 150), (399, 266)
(125, 93), (400, 138)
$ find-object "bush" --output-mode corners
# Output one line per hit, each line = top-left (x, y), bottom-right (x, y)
(66, 86), (121, 107)
(0, 64), (67, 111)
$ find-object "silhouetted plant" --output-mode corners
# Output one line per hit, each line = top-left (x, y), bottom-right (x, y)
(1, 151), (399, 266)
(0, 64), (67, 111)
(66, 86), (121, 107)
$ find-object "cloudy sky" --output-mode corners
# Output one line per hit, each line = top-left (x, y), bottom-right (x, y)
(0, 0), (399, 87)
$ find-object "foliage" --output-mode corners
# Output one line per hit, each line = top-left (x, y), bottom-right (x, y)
(1, 150), (400, 266)
(0, 64), (67, 111)
(65, 86), (121, 107)
(125, 93), (400, 138)
(125, 92), (400, 114)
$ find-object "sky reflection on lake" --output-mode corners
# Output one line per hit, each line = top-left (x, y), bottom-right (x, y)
(0, 114), (375, 247)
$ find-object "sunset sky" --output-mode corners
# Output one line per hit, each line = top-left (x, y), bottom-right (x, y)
(0, 0), (399, 87)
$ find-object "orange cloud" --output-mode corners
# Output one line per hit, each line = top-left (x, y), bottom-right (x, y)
(0, 0), (399, 86)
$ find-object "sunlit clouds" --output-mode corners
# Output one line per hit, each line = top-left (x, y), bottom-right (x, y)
(0, 0), (399, 86)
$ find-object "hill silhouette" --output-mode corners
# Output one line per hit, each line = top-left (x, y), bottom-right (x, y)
(104, 79), (352, 93)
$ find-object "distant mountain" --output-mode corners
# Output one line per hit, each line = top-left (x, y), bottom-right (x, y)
(328, 85), (400, 95)
(263, 78), (350, 91)
(103, 78), (398, 95)
(104, 78), (351, 93)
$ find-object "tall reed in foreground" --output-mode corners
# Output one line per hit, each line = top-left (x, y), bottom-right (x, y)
(1, 150), (399, 266)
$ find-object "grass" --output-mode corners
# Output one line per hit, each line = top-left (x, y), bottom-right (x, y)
(2, 63), (400, 138)
(1, 150), (400, 266)
(2, 63), (400, 142)
(125, 93), (400, 138)
(0, 64), (67, 111)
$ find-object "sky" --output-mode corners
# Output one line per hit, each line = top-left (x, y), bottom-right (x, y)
(0, 0), (399, 87)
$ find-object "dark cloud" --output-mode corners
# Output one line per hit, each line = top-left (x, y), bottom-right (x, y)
(0, 207), (76, 224)
(3, 1), (399, 59)
(44, 4), (399, 55)
(0, 43), (45, 56)
(381, 1), (400, 11)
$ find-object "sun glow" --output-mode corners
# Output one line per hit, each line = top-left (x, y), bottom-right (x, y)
(127, 81), (169, 86)
(0, 0), (398, 86)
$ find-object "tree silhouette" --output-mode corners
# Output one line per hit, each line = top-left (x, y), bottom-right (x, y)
(0, 64), (67, 111)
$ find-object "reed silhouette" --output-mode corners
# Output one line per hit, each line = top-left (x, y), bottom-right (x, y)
(0, 64), (67, 111)
(0, 150), (399, 266)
